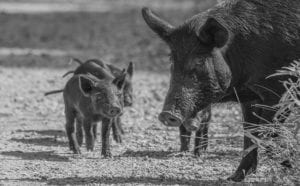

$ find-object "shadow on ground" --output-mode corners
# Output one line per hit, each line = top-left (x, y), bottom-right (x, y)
(0, 177), (274, 186)
(0, 151), (69, 162)
(121, 149), (242, 160)
(10, 137), (67, 147)
(121, 150), (175, 159)
(15, 129), (65, 137)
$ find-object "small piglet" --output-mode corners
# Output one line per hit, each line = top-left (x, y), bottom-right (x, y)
(63, 58), (134, 107)
(63, 69), (126, 157)
(64, 59), (134, 143)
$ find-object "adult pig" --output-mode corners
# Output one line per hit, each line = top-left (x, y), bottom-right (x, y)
(142, 0), (300, 181)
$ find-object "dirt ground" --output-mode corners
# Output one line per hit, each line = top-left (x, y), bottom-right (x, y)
(0, 68), (281, 185)
(0, 0), (298, 185)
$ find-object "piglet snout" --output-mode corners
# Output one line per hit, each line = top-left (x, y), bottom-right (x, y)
(108, 106), (121, 116)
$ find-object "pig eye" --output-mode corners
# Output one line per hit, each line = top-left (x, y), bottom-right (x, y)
(194, 57), (208, 68)
(97, 95), (103, 101)
(168, 53), (174, 62)
(95, 92), (105, 99)
(195, 61), (205, 67)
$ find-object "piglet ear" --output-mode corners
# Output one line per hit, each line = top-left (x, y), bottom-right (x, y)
(79, 75), (95, 97)
(113, 69), (127, 90)
(127, 62), (134, 79)
(198, 18), (229, 48)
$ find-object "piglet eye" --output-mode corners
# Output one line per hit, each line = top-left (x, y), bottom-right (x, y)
(194, 57), (205, 65)
(96, 92), (105, 99)
(96, 96), (103, 102)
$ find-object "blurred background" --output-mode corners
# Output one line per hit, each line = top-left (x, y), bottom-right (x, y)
(0, 0), (217, 71)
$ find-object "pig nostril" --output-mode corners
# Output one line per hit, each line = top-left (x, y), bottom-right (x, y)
(159, 112), (182, 127)
(168, 117), (177, 123)
(109, 107), (121, 116)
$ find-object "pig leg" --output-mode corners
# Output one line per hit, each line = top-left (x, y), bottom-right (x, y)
(65, 108), (81, 154)
(92, 123), (98, 141)
(194, 107), (211, 156)
(228, 102), (261, 182)
(83, 119), (95, 151)
(194, 124), (209, 156)
(116, 117), (125, 134)
(179, 125), (192, 152)
(112, 117), (122, 143)
(101, 118), (113, 157)
(76, 117), (83, 147)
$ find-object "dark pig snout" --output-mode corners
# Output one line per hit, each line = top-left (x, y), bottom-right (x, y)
(158, 111), (183, 127)
(108, 106), (121, 116)
(103, 103), (122, 117)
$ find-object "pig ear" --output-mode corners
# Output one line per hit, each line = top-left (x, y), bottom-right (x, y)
(126, 62), (134, 79)
(198, 18), (229, 48)
(79, 75), (96, 97)
(113, 69), (127, 90)
(142, 7), (175, 42)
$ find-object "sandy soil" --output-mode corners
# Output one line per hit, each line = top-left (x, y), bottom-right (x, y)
(0, 67), (280, 185)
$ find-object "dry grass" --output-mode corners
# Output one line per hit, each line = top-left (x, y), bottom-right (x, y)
(243, 61), (300, 185)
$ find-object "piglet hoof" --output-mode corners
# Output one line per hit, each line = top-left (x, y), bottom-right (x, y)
(180, 146), (189, 152)
(194, 146), (207, 157)
(119, 123), (125, 134)
(194, 150), (201, 157)
(86, 142), (95, 151)
(86, 144), (95, 151)
(86, 147), (94, 152)
(227, 170), (245, 182)
(77, 139), (83, 147)
(193, 149), (205, 157)
(70, 147), (81, 154)
(120, 128), (125, 135)
(101, 151), (112, 158)
(113, 134), (122, 143)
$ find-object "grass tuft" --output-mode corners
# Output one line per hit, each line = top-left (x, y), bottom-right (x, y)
(245, 60), (300, 185)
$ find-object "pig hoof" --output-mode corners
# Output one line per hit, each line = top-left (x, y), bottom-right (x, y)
(180, 148), (189, 152)
(193, 150), (201, 157)
(113, 135), (122, 143)
(119, 122), (125, 134)
(76, 138), (83, 147)
(120, 128), (125, 135)
(70, 146), (81, 154)
(102, 151), (112, 158)
(72, 149), (81, 154)
(194, 147), (207, 156)
(77, 140), (83, 147)
(86, 147), (94, 151)
(227, 170), (245, 182)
